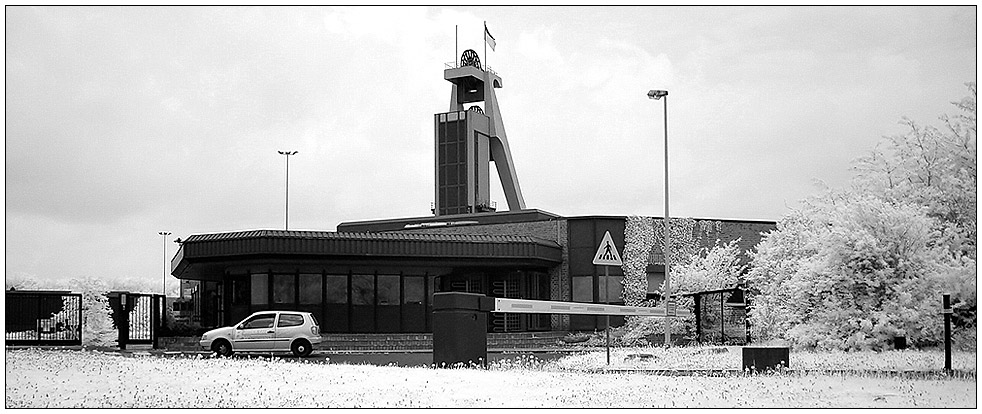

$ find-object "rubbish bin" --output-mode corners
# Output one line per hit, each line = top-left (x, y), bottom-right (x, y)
(894, 336), (907, 350)
(432, 292), (493, 368)
(742, 346), (790, 372)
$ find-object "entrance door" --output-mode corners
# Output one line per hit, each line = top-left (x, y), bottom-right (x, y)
(489, 274), (520, 332)
(401, 276), (426, 332)
(376, 275), (400, 332)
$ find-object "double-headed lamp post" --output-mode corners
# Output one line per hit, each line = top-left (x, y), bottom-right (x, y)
(647, 89), (671, 347)
(277, 150), (298, 230)
(158, 231), (171, 296)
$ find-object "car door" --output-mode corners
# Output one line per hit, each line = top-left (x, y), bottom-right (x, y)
(233, 313), (277, 350)
(274, 312), (306, 350)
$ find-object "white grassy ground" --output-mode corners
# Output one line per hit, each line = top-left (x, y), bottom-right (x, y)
(4, 348), (977, 408)
(554, 346), (979, 371)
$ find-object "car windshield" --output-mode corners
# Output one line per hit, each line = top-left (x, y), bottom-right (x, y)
(310, 313), (319, 326)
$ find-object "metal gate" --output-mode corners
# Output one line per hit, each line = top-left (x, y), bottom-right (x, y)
(108, 292), (164, 349)
(5, 290), (83, 346)
(686, 288), (750, 345)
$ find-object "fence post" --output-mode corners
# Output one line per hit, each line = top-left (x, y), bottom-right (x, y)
(693, 294), (701, 344)
(151, 295), (159, 349)
(36, 293), (41, 343)
(744, 292), (752, 345)
(943, 293), (952, 373)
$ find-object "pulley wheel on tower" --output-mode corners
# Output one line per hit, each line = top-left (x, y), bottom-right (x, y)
(460, 49), (481, 69)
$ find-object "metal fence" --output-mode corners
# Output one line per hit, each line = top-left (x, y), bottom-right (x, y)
(5, 290), (83, 346)
(107, 292), (164, 349)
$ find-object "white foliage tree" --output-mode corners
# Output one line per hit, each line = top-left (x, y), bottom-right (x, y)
(746, 83), (977, 351)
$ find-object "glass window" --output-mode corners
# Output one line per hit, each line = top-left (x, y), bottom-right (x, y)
(646, 273), (664, 293)
(377, 275), (399, 306)
(251, 274), (268, 305)
(572, 276), (592, 302)
(300, 274), (322, 305)
(273, 274), (296, 304)
(231, 277), (249, 305)
(326, 275), (348, 304)
(404, 276), (424, 305)
(277, 314), (305, 327)
(351, 274), (374, 305)
(599, 275), (624, 303)
(240, 313), (275, 329)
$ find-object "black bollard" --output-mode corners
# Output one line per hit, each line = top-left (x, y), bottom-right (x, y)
(943, 293), (952, 372)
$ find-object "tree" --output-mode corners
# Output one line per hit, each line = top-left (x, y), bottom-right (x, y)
(747, 84), (977, 350)
(619, 239), (745, 344)
(747, 190), (973, 350)
(854, 82), (976, 257)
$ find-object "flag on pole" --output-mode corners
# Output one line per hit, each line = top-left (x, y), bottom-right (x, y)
(484, 23), (496, 51)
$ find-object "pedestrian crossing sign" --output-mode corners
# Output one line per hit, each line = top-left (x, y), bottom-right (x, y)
(592, 231), (623, 266)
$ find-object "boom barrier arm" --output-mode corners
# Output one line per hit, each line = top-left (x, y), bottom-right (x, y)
(491, 297), (690, 317)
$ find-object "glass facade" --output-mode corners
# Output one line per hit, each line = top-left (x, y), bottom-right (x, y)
(218, 269), (551, 333)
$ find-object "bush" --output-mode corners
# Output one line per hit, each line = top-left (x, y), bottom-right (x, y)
(747, 192), (975, 351)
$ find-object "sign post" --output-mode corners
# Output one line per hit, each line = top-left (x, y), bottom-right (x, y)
(593, 231), (623, 365)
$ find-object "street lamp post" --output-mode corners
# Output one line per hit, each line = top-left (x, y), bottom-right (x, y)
(158, 231), (171, 296)
(277, 150), (298, 230)
(647, 89), (671, 347)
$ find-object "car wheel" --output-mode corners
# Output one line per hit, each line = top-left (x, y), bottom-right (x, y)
(291, 339), (312, 357)
(212, 339), (233, 357)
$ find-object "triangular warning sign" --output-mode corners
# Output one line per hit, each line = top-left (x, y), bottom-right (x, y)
(592, 231), (623, 266)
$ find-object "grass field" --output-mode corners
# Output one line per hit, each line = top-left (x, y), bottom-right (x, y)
(4, 348), (976, 408)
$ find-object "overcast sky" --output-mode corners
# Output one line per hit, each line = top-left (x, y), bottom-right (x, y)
(5, 6), (976, 290)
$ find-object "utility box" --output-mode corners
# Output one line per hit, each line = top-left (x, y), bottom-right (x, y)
(742, 346), (790, 372)
(432, 292), (493, 368)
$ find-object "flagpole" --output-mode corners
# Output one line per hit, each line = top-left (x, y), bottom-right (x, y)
(455, 25), (458, 65)
(483, 21), (487, 71)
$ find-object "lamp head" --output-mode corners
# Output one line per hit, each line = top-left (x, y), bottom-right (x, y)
(647, 90), (668, 100)
(278, 150), (298, 155)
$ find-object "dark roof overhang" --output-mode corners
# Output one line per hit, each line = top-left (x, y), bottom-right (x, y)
(171, 230), (563, 280)
(336, 209), (563, 233)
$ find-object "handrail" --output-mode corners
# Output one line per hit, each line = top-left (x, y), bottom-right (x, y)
(444, 61), (497, 76)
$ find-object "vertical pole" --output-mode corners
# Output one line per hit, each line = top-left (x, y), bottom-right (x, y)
(662, 95), (671, 348)
(285, 154), (290, 230)
(694, 294), (701, 344)
(483, 21), (487, 71)
(162, 234), (167, 295)
(719, 293), (726, 345)
(744, 291), (752, 344)
(455, 25), (458, 65)
(36, 294), (41, 343)
(151, 295), (159, 349)
(943, 293), (952, 372)
(605, 265), (610, 366)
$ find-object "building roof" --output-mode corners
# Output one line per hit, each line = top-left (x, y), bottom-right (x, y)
(336, 209), (563, 233)
(172, 229), (563, 279)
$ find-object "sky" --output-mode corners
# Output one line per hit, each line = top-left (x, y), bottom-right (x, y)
(5, 6), (976, 291)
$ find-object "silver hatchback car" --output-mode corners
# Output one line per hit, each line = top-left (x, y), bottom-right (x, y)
(199, 311), (322, 357)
